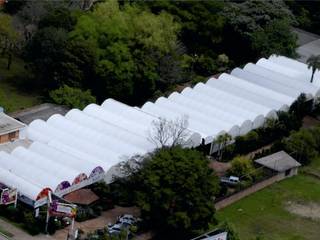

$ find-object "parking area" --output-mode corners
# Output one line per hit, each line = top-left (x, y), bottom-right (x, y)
(52, 206), (140, 240)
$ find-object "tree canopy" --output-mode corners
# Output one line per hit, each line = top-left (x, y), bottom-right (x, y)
(49, 85), (96, 109)
(69, 0), (183, 104)
(128, 147), (220, 239)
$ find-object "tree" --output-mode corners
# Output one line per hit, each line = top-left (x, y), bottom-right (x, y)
(222, 0), (297, 63)
(148, 116), (190, 149)
(24, 27), (69, 89)
(0, 13), (21, 70)
(289, 93), (312, 120)
(127, 147), (220, 239)
(283, 128), (318, 165)
(223, 0), (295, 38)
(252, 19), (298, 58)
(133, 0), (226, 77)
(215, 133), (232, 160)
(307, 55), (320, 83)
(70, 0), (183, 104)
(228, 156), (254, 180)
(49, 85), (96, 109)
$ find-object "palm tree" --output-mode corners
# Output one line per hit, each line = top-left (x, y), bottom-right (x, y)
(307, 55), (320, 83)
(216, 133), (232, 160)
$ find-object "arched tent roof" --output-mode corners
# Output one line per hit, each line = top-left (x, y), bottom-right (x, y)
(155, 97), (240, 137)
(11, 147), (82, 185)
(0, 167), (43, 201)
(167, 92), (252, 135)
(231, 68), (299, 100)
(101, 99), (156, 128)
(5, 54), (317, 203)
(218, 73), (293, 106)
(256, 58), (307, 82)
(99, 102), (202, 147)
(268, 55), (320, 87)
(191, 83), (277, 119)
(65, 109), (153, 151)
(29, 141), (103, 178)
(0, 151), (69, 192)
(28, 120), (123, 168)
(180, 88), (260, 131)
(207, 76), (288, 111)
(140, 101), (219, 144)
(206, 78), (278, 110)
(47, 140), (111, 170)
(47, 114), (145, 156)
(84, 104), (148, 138)
(243, 63), (316, 99)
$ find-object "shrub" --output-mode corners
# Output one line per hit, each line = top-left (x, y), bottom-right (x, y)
(228, 156), (255, 180)
(23, 211), (41, 235)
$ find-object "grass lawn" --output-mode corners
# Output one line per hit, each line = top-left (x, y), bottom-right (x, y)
(216, 160), (320, 240)
(0, 56), (41, 113)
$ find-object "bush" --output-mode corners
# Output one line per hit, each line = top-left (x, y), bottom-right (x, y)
(23, 211), (41, 235)
(49, 85), (96, 109)
(228, 156), (255, 180)
(283, 128), (319, 165)
(234, 131), (259, 154)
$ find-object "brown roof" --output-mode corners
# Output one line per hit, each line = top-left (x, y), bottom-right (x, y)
(64, 189), (99, 205)
(254, 151), (301, 172)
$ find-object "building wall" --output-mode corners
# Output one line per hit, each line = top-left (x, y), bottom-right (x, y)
(0, 131), (19, 144)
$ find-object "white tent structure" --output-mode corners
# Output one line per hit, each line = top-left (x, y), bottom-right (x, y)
(1, 54), (319, 206)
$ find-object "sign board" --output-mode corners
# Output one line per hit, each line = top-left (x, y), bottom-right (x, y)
(55, 172), (105, 197)
(0, 188), (17, 205)
(34, 197), (48, 209)
(49, 201), (77, 218)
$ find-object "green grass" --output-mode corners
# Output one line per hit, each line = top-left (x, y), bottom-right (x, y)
(0, 56), (41, 113)
(216, 161), (320, 240)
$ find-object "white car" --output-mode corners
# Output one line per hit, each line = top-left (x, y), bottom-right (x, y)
(107, 223), (123, 235)
(117, 214), (137, 226)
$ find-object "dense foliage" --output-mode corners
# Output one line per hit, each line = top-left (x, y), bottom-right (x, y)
(1, 0), (305, 108)
(228, 156), (255, 180)
(286, 0), (320, 35)
(49, 85), (96, 109)
(125, 147), (220, 239)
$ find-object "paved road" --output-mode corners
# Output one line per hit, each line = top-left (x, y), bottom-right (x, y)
(293, 28), (320, 63)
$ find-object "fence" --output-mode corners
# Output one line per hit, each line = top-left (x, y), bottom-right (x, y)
(215, 173), (285, 210)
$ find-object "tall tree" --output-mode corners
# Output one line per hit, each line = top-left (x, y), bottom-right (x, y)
(125, 147), (220, 239)
(222, 0), (297, 63)
(251, 19), (298, 58)
(307, 55), (320, 83)
(0, 13), (20, 70)
(70, 0), (183, 104)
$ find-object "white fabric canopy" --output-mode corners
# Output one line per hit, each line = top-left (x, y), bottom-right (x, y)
(2, 55), (319, 203)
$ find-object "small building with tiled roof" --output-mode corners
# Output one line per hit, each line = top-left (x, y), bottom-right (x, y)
(0, 112), (26, 144)
(254, 151), (301, 178)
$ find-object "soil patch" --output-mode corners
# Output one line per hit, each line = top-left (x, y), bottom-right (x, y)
(286, 201), (320, 221)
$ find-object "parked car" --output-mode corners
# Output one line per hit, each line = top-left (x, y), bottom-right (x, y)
(107, 223), (123, 235)
(220, 176), (240, 185)
(117, 214), (138, 226)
